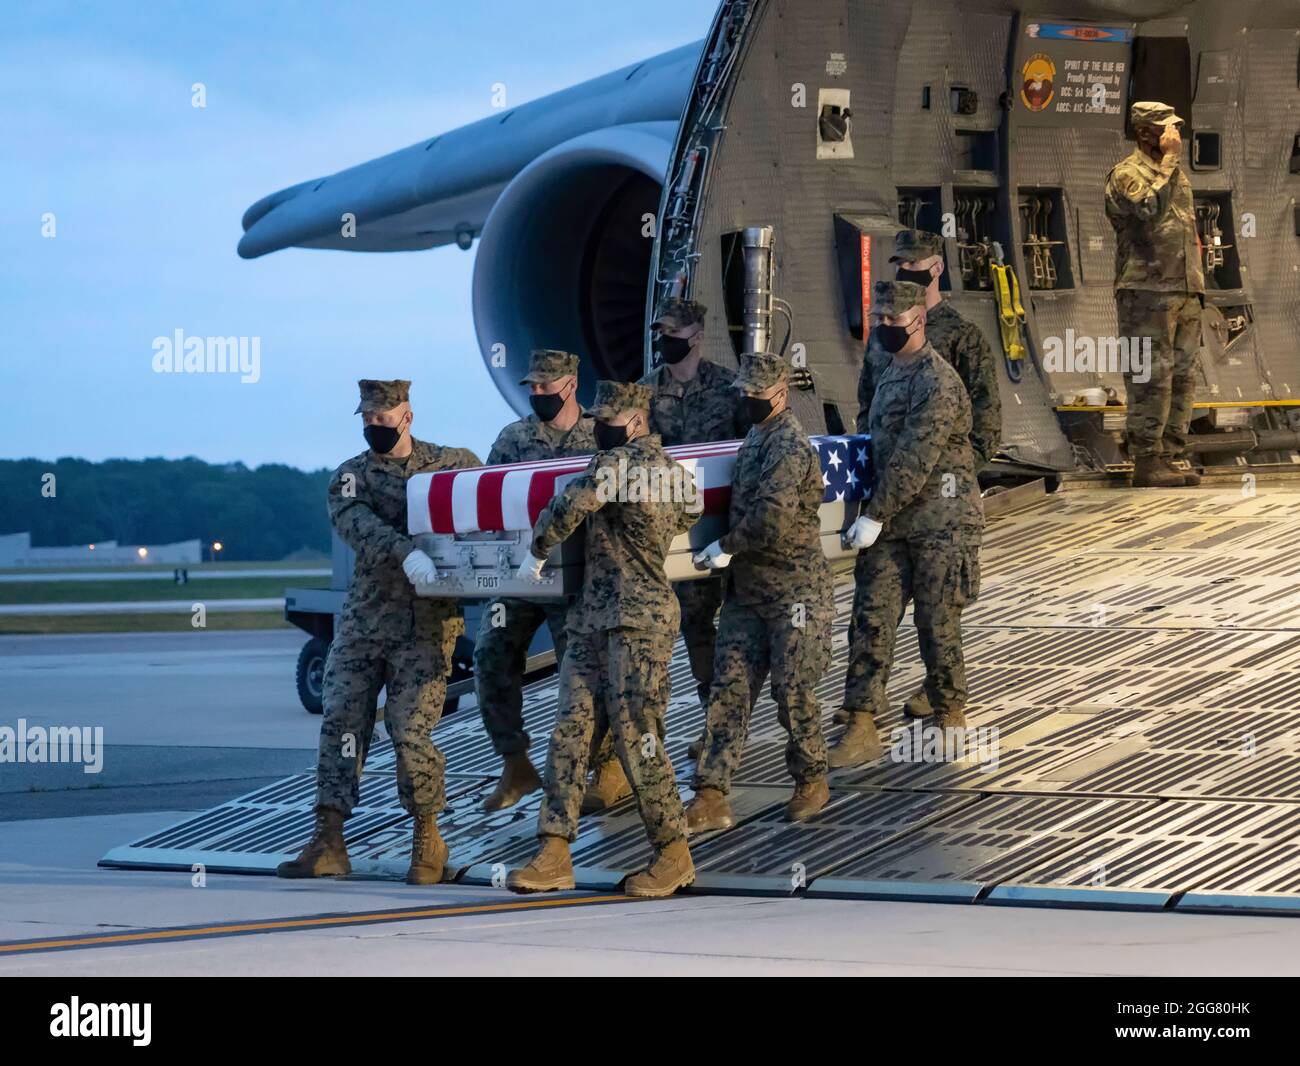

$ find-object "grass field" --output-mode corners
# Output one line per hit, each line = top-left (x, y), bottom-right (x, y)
(0, 611), (296, 635)
(0, 577), (328, 605)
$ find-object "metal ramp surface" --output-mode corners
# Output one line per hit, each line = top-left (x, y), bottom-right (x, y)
(102, 484), (1300, 915)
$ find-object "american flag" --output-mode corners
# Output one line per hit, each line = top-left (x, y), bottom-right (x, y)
(408, 434), (872, 536)
(814, 434), (874, 504)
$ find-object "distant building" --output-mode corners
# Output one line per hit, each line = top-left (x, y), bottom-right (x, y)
(0, 533), (202, 568)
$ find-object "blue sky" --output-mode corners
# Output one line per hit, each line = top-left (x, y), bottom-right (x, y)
(0, 0), (710, 470)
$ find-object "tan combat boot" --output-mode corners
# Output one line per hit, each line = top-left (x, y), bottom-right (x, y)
(276, 806), (351, 878)
(827, 714), (883, 769)
(506, 835), (575, 893)
(932, 708), (969, 730)
(580, 755), (631, 814)
(1164, 455), (1201, 487)
(684, 786), (734, 836)
(483, 752), (542, 812)
(902, 689), (933, 719)
(1131, 454), (1183, 488)
(786, 777), (830, 822)
(406, 810), (450, 885)
(625, 839), (695, 898)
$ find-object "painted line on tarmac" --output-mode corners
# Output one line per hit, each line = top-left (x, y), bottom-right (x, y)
(0, 893), (635, 955)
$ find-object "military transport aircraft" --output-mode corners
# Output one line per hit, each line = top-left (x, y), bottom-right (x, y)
(97, 0), (1300, 923)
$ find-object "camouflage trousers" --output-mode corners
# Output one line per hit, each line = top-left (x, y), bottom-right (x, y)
(316, 624), (458, 818)
(843, 531), (981, 720)
(675, 577), (724, 708)
(473, 597), (571, 757)
(537, 627), (686, 849)
(1115, 289), (1202, 458)
(693, 599), (832, 795)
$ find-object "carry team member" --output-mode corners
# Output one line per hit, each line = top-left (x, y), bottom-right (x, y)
(474, 350), (596, 812)
(685, 353), (834, 832)
(831, 282), (983, 769)
(278, 380), (481, 885)
(507, 381), (700, 898)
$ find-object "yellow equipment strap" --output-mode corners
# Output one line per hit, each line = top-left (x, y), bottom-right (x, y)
(991, 262), (1027, 362)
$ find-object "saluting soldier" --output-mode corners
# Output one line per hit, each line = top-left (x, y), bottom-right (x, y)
(831, 282), (984, 768)
(685, 352), (834, 833)
(278, 380), (481, 885)
(473, 350), (595, 812)
(507, 381), (700, 899)
(1104, 100), (1205, 488)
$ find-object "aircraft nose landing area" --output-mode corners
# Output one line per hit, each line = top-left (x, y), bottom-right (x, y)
(93, 484), (1300, 920)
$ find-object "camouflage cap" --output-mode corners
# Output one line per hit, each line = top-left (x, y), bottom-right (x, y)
(354, 379), (410, 414)
(732, 352), (790, 393)
(889, 228), (945, 264)
(651, 297), (707, 331)
(519, 349), (579, 385)
(868, 279), (927, 317)
(588, 380), (654, 421)
(1129, 100), (1184, 128)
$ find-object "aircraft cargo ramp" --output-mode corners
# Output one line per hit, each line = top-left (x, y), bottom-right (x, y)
(102, 481), (1300, 916)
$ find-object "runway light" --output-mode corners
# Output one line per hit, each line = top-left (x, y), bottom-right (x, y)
(137, 547), (149, 559)
(88, 544), (95, 550)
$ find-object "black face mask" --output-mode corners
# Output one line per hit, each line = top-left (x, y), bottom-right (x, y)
(654, 333), (693, 366)
(529, 388), (567, 423)
(743, 395), (776, 425)
(875, 319), (921, 354)
(364, 421), (404, 454)
(594, 420), (631, 451)
(895, 266), (934, 288)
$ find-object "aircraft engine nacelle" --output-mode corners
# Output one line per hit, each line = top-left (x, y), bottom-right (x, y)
(471, 121), (676, 415)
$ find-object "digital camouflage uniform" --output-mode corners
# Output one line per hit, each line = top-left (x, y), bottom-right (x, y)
(474, 350), (596, 757)
(531, 381), (698, 849)
(1104, 102), (1205, 459)
(694, 354), (834, 796)
(844, 282), (984, 724)
(858, 230), (1002, 467)
(317, 381), (482, 819)
(642, 300), (750, 710)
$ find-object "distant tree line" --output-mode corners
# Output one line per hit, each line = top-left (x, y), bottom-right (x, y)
(0, 458), (332, 562)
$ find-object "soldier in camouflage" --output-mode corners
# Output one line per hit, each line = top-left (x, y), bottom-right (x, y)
(507, 380), (700, 899)
(685, 352), (835, 833)
(634, 297), (751, 765)
(857, 229), (1001, 467)
(278, 380), (482, 885)
(853, 228), (999, 723)
(830, 282), (984, 769)
(1104, 100), (1205, 489)
(474, 350), (596, 812)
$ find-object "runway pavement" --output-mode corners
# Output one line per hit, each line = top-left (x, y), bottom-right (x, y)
(2, 811), (1298, 976)
(0, 630), (320, 819)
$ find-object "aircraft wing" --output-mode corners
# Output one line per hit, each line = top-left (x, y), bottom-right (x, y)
(237, 42), (702, 258)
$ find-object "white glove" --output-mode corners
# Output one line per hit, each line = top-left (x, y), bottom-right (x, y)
(402, 549), (439, 586)
(692, 540), (732, 571)
(844, 515), (883, 551)
(516, 552), (547, 583)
